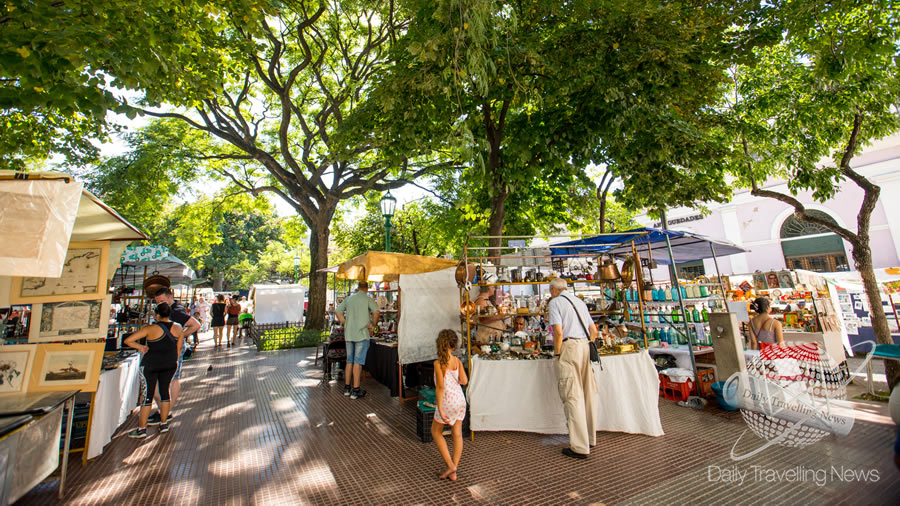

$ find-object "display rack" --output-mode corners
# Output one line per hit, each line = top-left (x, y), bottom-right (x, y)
(460, 232), (656, 372)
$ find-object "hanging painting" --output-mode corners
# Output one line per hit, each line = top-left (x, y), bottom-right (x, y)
(10, 241), (109, 304)
(28, 342), (104, 393)
(28, 297), (111, 343)
(0, 344), (37, 394)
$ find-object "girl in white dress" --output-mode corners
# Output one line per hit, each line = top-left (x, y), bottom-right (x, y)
(432, 329), (468, 481)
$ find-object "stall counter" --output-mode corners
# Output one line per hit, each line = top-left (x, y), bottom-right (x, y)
(466, 351), (664, 437)
(87, 353), (142, 459)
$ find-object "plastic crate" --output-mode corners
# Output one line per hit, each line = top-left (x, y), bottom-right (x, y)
(697, 367), (716, 398)
(660, 375), (694, 402)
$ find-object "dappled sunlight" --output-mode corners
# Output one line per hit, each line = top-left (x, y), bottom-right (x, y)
(292, 376), (321, 388)
(209, 398), (257, 420)
(365, 412), (393, 436)
(208, 447), (272, 475)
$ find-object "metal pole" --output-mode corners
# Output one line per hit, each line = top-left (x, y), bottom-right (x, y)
(631, 241), (649, 348)
(59, 395), (75, 499)
(384, 216), (393, 252)
(660, 209), (699, 386)
(709, 243), (728, 312)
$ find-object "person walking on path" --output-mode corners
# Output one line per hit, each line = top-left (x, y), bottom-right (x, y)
(334, 281), (380, 399)
(124, 303), (182, 438)
(197, 296), (211, 334)
(432, 329), (468, 481)
(548, 277), (599, 459)
(210, 294), (227, 347)
(225, 295), (241, 347)
(150, 287), (200, 426)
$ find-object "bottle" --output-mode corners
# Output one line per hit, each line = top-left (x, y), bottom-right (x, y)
(680, 286), (687, 299)
(658, 306), (667, 323)
(692, 306), (701, 322)
(700, 285), (709, 297)
(690, 285), (700, 298)
(643, 286), (654, 302)
(701, 304), (709, 322)
(671, 306), (680, 323)
(664, 286), (673, 301)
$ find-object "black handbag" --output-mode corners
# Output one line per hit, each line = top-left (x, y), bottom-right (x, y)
(562, 295), (602, 365)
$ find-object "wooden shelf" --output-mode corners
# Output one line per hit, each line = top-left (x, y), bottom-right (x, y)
(476, 279), (607, 287)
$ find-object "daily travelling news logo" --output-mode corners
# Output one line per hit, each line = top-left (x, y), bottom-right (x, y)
(721, 341), (876, 460)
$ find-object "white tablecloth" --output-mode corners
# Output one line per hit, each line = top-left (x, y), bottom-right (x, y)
(87, 354), (142, 459)
(467, 351), (664, 436)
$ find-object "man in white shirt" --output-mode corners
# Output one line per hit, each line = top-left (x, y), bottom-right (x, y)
(547, 277), (599, 459)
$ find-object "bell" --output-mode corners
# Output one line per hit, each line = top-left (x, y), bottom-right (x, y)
(597, 256), (620, 281)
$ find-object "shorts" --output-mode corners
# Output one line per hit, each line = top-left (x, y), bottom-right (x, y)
(346, 339), (370, 365)
(226, 315), (239, 325)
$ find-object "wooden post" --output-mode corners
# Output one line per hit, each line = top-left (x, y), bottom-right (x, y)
(631, 241), (649, 348)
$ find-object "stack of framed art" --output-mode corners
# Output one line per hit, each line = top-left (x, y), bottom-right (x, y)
(1, 241), (111, 395)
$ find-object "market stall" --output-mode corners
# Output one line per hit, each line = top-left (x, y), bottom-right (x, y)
(324, 252), (458, 399)
(0, 172), (147, 475)
(461, 229), (747, 437)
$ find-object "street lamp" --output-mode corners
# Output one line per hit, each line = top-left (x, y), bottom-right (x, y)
(293, 255), (301, 283)
(380, 191), (397, 252)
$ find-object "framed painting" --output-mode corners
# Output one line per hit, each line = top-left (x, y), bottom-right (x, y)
(28, 342), (104, 393)
(0, 344), (37, 394)
(10, 241), (109, 304)
(28, 297), (111, 343)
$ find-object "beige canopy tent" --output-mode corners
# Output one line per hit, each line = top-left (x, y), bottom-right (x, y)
(327, 251), (458, 282)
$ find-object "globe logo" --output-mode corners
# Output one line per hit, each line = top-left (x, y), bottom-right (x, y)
(741, 341), (848, 449)
(727, 341), (868, 461)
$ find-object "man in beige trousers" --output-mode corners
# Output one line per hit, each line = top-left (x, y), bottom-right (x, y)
(548, 277), (599, 459)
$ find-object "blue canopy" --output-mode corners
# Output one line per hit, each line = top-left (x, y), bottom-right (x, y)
(549, 227), (747, 264)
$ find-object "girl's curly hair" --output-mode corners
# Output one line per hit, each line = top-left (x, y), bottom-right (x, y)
(436, 329), (458, 368)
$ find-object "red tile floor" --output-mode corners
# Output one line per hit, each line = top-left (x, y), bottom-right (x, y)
(18, 335), (900, 504)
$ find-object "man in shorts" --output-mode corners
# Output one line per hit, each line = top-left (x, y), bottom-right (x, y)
(149, 287), (201, 425)
(334, 281), (380, 399)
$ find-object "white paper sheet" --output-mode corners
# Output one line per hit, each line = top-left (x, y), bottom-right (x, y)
(398, 267), (459, 365)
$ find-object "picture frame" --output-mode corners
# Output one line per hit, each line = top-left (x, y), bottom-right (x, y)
(752, 272), (767, 291)
(28, 297), (111, 343)
(777, 270), (795, 289)
(28, 342), (105, 393)
(10, 241), (109, 304)
(0, 344), (37, 394)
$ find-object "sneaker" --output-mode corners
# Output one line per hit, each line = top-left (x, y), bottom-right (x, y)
(350, 388), (367, 400)
(147, 413), (174, 426)
(158, 423), (169, 433)
(343, 385), (352, 396)
(127, 428), (148, 439)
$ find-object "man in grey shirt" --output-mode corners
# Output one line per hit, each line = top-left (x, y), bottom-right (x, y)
(547, 277), (599, 459)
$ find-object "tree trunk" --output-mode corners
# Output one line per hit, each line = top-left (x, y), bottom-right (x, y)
(852, 241), (900, 389)
(213, 277), (224, 292)
(304, 219), (331, 331)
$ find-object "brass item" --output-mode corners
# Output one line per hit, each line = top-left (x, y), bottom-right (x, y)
(620, 258), (634, 285)
(597, 255), (620, 281)
(614, 343), (637, 353)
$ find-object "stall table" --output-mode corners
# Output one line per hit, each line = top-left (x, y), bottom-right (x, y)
(648, 345), (715, 371)
(0, 391), (79, 502)
(466, 351), (664, 436)
(364, 340), (401, 397)
(87, 353), (142, 460)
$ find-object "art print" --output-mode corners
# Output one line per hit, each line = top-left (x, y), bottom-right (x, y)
(28, 297), (110, 343)
(11, 241), (109, 303)
(0, 344), (37, 394)
(28, 342), (104, 393)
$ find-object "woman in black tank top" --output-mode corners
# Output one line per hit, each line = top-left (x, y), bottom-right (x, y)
(124, 303), (183, 438)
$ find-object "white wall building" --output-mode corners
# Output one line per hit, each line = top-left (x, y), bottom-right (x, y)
(636, 134), (900, 277)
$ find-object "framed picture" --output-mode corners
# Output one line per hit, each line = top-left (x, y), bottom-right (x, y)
(777, 270), (795, 289)
(28, 342), (105, 393)
(10, 241), (109, 304)
(766, 271), (780, 289)
(752, 272), (767, 291)
(0, 344), (37, 394)
(28, 297), (111, 343)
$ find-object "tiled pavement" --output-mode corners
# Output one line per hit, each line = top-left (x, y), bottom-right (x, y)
(17, 335), (900, 505)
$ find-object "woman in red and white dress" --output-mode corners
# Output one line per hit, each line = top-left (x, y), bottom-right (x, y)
(432, 329), (468, 481)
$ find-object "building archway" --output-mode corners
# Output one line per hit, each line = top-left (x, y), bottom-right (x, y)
(780, 210), (850, 272)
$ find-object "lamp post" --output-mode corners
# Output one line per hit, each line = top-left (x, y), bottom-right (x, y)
(380, 191), (397, 252)
(293, 255), (301, 284)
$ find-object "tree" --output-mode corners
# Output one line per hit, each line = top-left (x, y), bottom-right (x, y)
(376, 0), (761, 253)
(138, 1), (456, 330)
(1, 0), (266, 169)
(77, 119), (209, 233)
(727, 0), (900, 386)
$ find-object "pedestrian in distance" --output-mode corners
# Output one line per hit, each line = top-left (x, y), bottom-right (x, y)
(211, 294), (226, 347)
(334, 281), (380, 399)
(432, 329), (468, 481)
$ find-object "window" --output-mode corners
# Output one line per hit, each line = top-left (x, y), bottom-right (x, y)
(780, 211), (849, 273)
(676, 260), (705, 280)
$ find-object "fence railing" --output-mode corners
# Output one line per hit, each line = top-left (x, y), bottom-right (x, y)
(249, 321), (328, 351)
